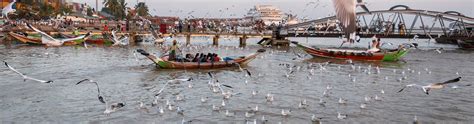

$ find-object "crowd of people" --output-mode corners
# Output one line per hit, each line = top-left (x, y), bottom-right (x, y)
(166, 40), (222, 63)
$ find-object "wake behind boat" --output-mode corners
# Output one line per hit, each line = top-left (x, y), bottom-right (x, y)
(136, 49), (266, 69)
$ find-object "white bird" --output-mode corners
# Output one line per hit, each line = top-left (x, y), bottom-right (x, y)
(413, 35), (419, 41)
(26, 24), (90, 47)
(398, 77), (462, 95)
(337, 112), (347, 119)
(360, 103), (367, 109)
(298, 99), (309, 109)
(413, 115), (419, 124)
(201, 97), (208, 103)
(338, 98), (347, 104)
(326, 85), (332, 90)
(225, 110), (234, 117)
(110, 30), (129, 46)
(253, 105), (259, 112)
(245, 111), (255, 118)
(311, 114), (322, 123)
(281, 109), (291, 116)
(322, 90), (329, 97)
(435, 48), (443, 54)
(262, 115), (268, 123)
(332, 0), (370, 43)
(176, 106), (184, 115)
(76, 79), (105, 103)
(176, 95), (185, 101)
(265, 93), (274, 102)
(158, 106), (165, 114)
(3, 61), (52, 83)
(104, 102), (125, 115)
(2, 0), (16, 21)
(221, 100), (226, 107)
(138, 101), (149, 113)
(139, 16), (171, 44)
(252, 90), (258, 96)
(374, 95), (382, 101)
(212, 104), (221, 111)
(319, 98), (326, 106)
(168, 104), (174, 111)
(364, 96), (371, 102)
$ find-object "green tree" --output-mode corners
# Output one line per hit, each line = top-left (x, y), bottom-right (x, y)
(135, 2), (149, 17)
(87, 8), (94, 16)
(103, 0), (127, 19)
(59, 5), (72, 16)
(38, 3), (54, 19)
(118, 0), (127, 19)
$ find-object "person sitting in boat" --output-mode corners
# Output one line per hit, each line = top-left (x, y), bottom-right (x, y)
(213, 53), (221, 62)
(367, 36), (381, 53)
(184, 54), (193, 62)
(207, 53), (214, 62)
(192, 53), (200, 62)
(200, 54), (208, 63)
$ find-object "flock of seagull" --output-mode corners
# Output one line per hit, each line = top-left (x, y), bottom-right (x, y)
(1, 0), (471, 123)
(2, 43), (471, 123)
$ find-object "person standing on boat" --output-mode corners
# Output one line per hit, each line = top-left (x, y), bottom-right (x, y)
(168, 40), (180, 61)
(367, 35), (381, 53)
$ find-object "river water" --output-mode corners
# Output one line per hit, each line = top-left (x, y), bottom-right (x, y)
(0, 37), (473, 123)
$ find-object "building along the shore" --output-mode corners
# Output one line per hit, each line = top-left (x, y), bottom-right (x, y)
(244, 5), (283, 26)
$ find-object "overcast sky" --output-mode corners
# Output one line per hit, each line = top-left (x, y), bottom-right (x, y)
(75, 0), (474, 19)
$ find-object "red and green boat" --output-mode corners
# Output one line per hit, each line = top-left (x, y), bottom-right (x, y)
(137, 49), (266, 69)
(291, 41), (409, 61)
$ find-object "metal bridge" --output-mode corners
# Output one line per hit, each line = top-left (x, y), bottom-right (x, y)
(282, 5), (474, 38)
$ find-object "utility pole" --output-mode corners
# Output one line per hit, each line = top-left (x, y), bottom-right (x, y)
(96, 0), (98, 12)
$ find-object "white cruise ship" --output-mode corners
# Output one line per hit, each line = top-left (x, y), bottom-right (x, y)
(245, 5), (283, 25)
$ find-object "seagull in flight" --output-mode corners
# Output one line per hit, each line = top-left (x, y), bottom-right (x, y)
(398, 77), (463, 95)
(75, 79), (124, 115)
(3, 61), (52, 83)
(2, 0), (16, 21)
(435, 48), (443, 54)
(110, 30), (129, 46)
(26, 23), (90, 47)
(155, 77), (193, 96)
(76, 79), (105, 104)
(104, 102), (125, 115)
(139, 16), (172, 43)
(332, 0), (370, 44)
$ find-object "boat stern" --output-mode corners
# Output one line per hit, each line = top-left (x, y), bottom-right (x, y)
(382, 49), (409, 61)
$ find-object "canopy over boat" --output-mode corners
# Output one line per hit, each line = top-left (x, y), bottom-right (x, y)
(291, 41), (409, 61)
(136, 49), (266, 69)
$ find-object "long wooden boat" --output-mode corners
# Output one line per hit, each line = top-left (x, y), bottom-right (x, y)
(60, 33), (112, 45)
(291, 41), (409, 61)
(457, 39), (474, 49)
(8, 32), (80, 46)
(137, 49), (266, 69)
(8, 32), (42, 45)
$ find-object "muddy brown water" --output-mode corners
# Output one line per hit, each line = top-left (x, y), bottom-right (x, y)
(1, 37), (473, 123)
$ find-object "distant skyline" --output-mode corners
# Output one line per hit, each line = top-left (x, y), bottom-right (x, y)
(73, 0), (474, 19)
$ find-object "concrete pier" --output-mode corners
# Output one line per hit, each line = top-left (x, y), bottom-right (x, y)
(213, 34), (220, 46)
(239, 34), (247, 47)
(186, 33), (191, 45)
